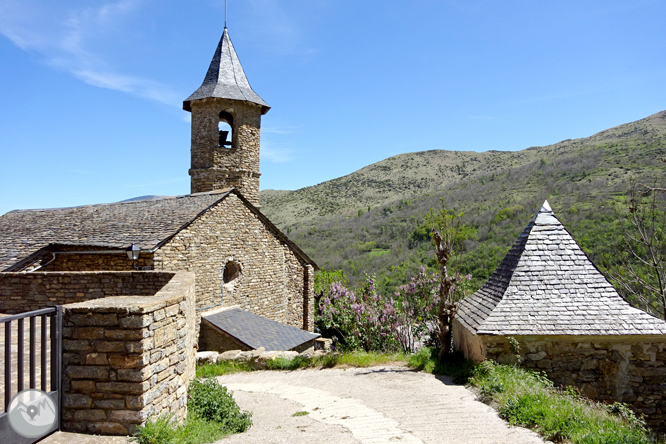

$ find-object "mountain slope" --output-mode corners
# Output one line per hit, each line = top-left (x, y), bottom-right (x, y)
(261, 111), (666, 228)
(260, 110), (666, 298)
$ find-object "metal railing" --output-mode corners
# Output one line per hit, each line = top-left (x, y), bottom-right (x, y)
(0, 307), (62, 443)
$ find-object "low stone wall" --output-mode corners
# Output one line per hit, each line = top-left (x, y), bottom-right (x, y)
(0, 271), (196, 435)
(0, 271), (173, 313)
(484, 335), (666, 431)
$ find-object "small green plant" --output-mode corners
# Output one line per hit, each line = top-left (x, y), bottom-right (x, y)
(292, 411), (309, 417)
(188, 378), (252, 433)
(132, 379), (251, 444)
(506, 336), (523, 364)
(132, 416), (176, 444)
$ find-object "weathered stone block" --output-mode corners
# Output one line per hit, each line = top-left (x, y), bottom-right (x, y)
(64, 340), (92, 352)
(63, 394), (92, 408)
(69, 313), (118, 327)
(74, 409), (107, 421)
(73, 327), (106, 340)
(108, 410), (147, 423)
(97, 381), (150, 395)
(66, 366), (109, 381)
(105, 329), (150, 341)
(109, 354), (149, 369)
(71, 380), (96, 393)
(93, 399), (126, 409)
(95, 341), (126, 353)
(85, 353), (109, 365)
(87, 422), (128, 436)
(120, 314), (154, 329)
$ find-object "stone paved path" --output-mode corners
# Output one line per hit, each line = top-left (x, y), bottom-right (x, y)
(35, 365), (547, 444)
(215, 366), (547, 444)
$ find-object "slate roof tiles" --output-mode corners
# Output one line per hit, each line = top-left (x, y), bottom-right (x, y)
(183, 28), (269, 114)
(0, 191), (229, 271)
(203, 307), (320, 351)
(456, 201), (666, 336)
(0, 189), (316, 272)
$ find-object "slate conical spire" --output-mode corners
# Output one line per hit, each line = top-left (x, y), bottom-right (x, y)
(183, 28), (270, 114)
(455, 201), (666, 336)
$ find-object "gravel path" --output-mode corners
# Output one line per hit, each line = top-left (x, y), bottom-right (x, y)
(215, 365), (547, 444)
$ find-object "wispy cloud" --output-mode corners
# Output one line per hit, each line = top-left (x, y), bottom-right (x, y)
(0, 0), (179, 106)
(261, 140), (296, 163)
(245, 0), (320, 56)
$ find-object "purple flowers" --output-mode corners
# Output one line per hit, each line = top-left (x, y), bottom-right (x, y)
(317, 267), (470, 353)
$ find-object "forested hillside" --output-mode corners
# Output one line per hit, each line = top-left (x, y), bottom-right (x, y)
(260, 110), (666, 307)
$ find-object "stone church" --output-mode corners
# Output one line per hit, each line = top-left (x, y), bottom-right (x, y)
(0, 28), (318, 350)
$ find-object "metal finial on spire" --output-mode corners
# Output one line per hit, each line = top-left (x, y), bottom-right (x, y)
(225, 0), (228, 29)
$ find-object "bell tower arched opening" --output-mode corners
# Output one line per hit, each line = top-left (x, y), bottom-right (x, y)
(218, 111), (233, 149)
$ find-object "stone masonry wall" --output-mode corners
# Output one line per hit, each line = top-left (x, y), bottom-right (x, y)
(484, 335), (666, 431)
(189, 98), (262, 204)
(0, 271), (197, 435)
(0, 271), (171, 313)
(153, 193), (315, 332)
(37, 245), (154, 272)
(199, 322), (251, 352)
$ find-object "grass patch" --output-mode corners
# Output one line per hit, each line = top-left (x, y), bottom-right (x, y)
(197, 351), (410, 377)
(196, 359), (254, 378)
(292, 411), (309, 417)
(266, 350), (408, 369)
(132, 378), (251, 444)
(469, 361), (660, 444)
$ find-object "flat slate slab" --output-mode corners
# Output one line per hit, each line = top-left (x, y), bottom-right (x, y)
(203, 308), (320, 351)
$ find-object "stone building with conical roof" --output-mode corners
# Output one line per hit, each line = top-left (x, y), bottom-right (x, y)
(454, 201), (666, 429)
(184, 27), (269, 205)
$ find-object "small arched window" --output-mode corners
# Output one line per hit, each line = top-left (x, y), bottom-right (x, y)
(218, 111), (234, 149)
(223, 261), (242, 284)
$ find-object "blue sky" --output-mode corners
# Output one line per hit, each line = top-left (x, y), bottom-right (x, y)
(1, 0), (665, 215)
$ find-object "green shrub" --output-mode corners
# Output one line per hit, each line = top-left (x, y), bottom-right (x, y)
(132, 379), (251, 444)
(188, 379), (252, 433)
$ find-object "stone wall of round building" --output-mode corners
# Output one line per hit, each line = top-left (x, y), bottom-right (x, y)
(484, 335), (666, 431)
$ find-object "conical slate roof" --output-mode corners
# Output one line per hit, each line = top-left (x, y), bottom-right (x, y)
(456, 201), (666, 336)
(183, 28), (269, 114)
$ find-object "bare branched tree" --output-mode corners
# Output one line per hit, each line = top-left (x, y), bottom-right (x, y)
(610, 179), (666, 319)
(427, 199), (469, 360)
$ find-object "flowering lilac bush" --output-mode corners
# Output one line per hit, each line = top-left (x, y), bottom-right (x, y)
(317, 268), (471, 353)
(317, 276), (399, 352)
(393, 267), (440, 353)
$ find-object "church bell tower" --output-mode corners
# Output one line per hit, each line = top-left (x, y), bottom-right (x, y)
(184, 27), (270, 206)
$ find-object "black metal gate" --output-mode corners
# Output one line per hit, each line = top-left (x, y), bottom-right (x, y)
(0, 307), (62, 444)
